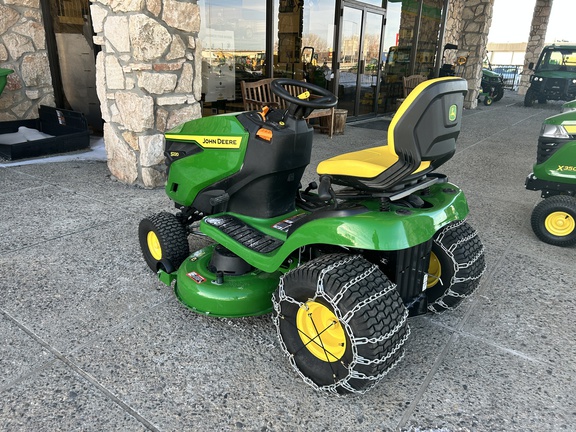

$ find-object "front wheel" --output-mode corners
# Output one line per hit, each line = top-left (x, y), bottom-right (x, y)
(138, 212), (190, 273)
(524, 88), (536, 107)
(531, 195), (576, 247)
(426, 220), (486, 313)
(273, 254), (409, 394)
(493, 85), (504, 102)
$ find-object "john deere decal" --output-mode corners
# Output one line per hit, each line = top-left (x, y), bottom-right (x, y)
(164, 134), (243, 149)
(448, 104), (457, 122)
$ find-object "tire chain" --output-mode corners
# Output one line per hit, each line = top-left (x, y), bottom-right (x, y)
(272, 254), (410, 394)
(428, 220), (486, 313)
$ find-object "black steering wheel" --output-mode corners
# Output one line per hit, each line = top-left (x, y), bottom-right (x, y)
(270, 78), (337, 113)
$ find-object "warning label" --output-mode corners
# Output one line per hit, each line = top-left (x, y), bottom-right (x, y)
(187, 271), (206, 284)
(272, 214), (307, 232)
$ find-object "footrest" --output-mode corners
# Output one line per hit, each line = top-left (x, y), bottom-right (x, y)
(204, 215), (283, 253)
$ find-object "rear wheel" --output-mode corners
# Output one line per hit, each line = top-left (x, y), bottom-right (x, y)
(531, 196), (576, 247)
(425, 220), (486, 313)
(138, 212), (190, 273)
(273, 254), (409, 394)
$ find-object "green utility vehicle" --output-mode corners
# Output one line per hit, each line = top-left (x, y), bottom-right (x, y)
(526, 101), (576, 246)
(139, 77), (486, 394)
(524, 44), (576, 107)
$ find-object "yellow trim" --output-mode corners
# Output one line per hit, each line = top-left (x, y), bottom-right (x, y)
(545, 211), (575, 237)
(298, 91), (310, 99)
(147, 231), (162, 261)
(296, 301), (346, 362)
(564, 125), (576, 134)
(164, 134), (243, 149)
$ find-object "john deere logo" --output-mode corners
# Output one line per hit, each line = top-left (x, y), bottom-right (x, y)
(448, 105), (458, 122)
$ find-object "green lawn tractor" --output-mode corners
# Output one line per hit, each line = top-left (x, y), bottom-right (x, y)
(480, 68), (505, 106)
(139, 77), (486, 394)
(526, 101), (576, 246)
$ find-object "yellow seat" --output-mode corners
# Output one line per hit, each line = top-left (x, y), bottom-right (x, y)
(317, 77), (467, 192)
(317, 146), (430, 178)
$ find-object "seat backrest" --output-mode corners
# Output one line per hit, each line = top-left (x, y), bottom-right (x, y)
(389, 77), (467, 169)
(402, 74), (427, 97)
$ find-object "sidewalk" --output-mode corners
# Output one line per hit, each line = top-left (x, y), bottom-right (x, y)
(1, 91), (574, 431)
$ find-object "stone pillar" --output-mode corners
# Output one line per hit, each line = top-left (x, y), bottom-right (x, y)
(455, 0), (495, 109)
(443, 0), (464, 65)
(90, 0), (202, 188)
(0, 0), (55, 121)
(518, 0), (553, 96)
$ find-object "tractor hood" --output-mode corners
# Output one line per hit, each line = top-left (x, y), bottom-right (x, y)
(482, 68), (500, 78)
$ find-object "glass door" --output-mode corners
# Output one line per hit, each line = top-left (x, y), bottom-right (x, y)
(337, 4), (386, 118)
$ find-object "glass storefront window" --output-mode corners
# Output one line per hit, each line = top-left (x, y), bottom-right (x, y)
(195, 0), (448, 118)
(272, 0), (336, 90)
(415, 0), (442, 77)
(198, 0), (267, 115)
(383, 0), (443, 81)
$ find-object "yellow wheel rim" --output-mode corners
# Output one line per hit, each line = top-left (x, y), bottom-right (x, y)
(545, 211), (575, 237)
(427, 251), (441, 288)
(147, 231), (163, 261)
(296, 301), (346, 362)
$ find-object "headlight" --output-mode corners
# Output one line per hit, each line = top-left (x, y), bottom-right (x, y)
(540, 123), (569, 138)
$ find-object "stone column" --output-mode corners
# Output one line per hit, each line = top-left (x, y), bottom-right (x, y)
(518, 0), (553, 96)
(456, 0), (495, 109)
(90, 0), (202, 188)
(443, 0), (464, 66)
(0, 0), (55, 121)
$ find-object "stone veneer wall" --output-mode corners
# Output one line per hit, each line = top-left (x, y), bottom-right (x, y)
(0, 0), (55, 121)
(518, 0), (553, 96)
(90, 0), (202, 187)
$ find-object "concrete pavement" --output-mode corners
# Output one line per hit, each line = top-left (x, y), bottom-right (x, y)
(0, 91), (574, 431)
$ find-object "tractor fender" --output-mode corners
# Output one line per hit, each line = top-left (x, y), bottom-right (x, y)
(200, 184), (470, 273)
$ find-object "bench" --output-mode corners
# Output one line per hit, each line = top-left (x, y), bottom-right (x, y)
(240, 78), (335, 137)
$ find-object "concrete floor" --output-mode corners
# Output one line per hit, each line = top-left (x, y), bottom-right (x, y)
(0, 91), (574, 431)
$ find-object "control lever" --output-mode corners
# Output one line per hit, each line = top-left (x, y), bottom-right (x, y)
(209, 193), (230, 207)
(317, 176), (332, 201)
(304, 181), (318, 193)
